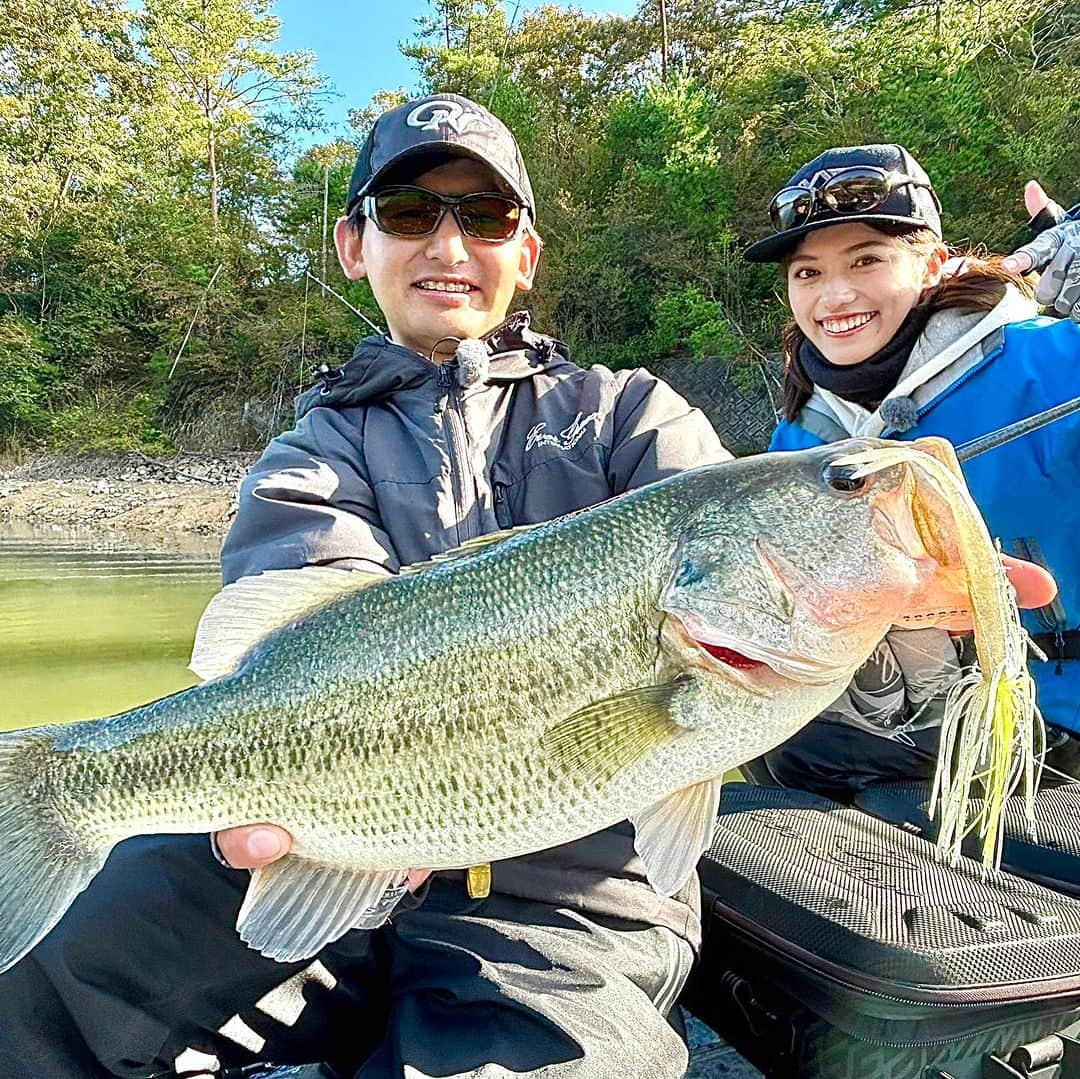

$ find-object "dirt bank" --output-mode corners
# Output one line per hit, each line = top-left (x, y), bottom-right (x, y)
(0, 452), (256, 539)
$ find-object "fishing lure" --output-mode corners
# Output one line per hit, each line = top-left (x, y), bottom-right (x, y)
(835, 437), (1043, 867)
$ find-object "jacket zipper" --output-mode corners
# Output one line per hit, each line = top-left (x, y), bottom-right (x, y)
(492, 481), (513, 528)
(1013, 536), (1071, 673)
(438, 364), (477, 544)
(881, 345), (1001, 439)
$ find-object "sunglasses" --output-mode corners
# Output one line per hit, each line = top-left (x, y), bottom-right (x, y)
(362, 186), (525, 242)
(768, 166), (939, 233)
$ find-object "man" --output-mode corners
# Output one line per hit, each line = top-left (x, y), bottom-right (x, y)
(0, 94), (730, 1079)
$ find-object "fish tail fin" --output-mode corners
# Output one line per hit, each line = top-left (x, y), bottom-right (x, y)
(0, 729), (110, 974)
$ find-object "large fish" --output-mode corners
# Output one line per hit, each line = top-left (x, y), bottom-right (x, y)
(0, 438), (1036, 974)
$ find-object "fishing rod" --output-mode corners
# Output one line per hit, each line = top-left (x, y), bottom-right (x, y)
(954, 393), (1080, 462)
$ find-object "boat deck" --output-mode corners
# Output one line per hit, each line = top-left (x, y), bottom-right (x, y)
(685, 1015), (763, 1077)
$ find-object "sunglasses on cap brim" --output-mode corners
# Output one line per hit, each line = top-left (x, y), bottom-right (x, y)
(768, 166), (941, 233)
(362, 186), (526, 242)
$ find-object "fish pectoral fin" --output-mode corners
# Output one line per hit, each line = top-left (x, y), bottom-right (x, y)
(539, 681), (687, 788)
(630, 777), (723, 896)
(236, 856), (408, 962)
(190, 567), (386, 680)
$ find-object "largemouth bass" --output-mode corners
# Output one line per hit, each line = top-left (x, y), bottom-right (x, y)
(0, 438), (1036, 973)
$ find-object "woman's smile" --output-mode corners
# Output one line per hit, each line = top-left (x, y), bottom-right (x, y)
(819, 311), (878, 338)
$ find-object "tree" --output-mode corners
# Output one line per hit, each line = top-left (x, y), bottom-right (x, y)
(137, 0), (326, 228)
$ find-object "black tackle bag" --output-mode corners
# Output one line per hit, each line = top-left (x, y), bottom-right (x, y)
(855, 779), (1080, 899)
(684, 784), (1080, 1078)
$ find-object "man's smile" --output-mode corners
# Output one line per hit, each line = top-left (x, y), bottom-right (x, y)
(414, 278), (476, 294)
(412, 277), (479, 306)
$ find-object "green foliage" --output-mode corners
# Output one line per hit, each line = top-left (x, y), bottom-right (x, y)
(604, 80), (733, 229)
(2, 0), (1078, 452)
(649, 284), (739, 361)
(0, 316), (56, 433)
(47, 393), (174, 454)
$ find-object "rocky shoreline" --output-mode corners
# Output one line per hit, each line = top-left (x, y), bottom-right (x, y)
(0, 452), (256, 541)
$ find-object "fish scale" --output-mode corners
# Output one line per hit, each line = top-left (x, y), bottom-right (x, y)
(43, 495), (673, 862)
(0, 440), (1031, 970)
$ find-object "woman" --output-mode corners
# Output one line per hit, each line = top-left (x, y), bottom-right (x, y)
(743, 143), (1080, 796)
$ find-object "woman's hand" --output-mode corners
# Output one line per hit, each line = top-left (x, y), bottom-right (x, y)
(214, 825), (432, 891)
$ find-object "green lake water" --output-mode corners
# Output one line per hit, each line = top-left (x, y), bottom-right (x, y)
(1, 522), (222, 731)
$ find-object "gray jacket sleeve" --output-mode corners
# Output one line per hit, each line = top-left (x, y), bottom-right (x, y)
(607, 369), (732, 494)
(220, 408), (399, 585)
(820, 628), (962, 738)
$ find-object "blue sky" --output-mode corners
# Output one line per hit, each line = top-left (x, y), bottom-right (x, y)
(273, 0), (639, 145)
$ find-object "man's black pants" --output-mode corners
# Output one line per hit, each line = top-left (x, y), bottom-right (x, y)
(0, 835), (693, 1078)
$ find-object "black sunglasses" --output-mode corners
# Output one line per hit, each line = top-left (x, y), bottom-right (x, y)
(768, 166), (940, 233)
(362, 186), (525, 242)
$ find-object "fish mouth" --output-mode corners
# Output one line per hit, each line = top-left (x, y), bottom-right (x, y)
(668, 609), (849, 687)
(895, 605), (972, 632)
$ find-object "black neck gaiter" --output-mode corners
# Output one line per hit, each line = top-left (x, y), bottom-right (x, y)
(798, 304), (933, 410)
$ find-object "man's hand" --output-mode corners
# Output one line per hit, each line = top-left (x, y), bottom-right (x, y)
(216, 824), (293, 868)
(1004, 552), (1057, 610)
(215, 824), (432, 891)
(1002, 180), (1080, 323)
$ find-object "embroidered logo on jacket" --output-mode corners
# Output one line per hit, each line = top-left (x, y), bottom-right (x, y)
(525, 411), (602, 454)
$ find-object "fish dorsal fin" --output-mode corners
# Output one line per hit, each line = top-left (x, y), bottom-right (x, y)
(399, 523), (538, 576)
(539, 682), (687, 788)
(237, 856), (408, 962)
(190, 567), (385, 681)
(191, 528), (535, 681)
(630, 777), (723, 896)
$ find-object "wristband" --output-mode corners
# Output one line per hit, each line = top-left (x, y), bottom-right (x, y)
(1028, 199), (1068, 237)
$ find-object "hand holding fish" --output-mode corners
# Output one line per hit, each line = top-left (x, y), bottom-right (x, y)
(215, 826), (432, 893)
(1001, 554), (1057, 611)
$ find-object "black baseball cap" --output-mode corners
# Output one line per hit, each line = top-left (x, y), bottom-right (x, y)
(743, 144), (942, 263)
(346, 94), (535, 220)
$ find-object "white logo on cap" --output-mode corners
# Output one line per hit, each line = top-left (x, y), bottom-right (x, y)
(406, 100), (484, 135)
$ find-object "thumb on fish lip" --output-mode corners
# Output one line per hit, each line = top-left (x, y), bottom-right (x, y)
(941, 557), (1056, 635)
(1001, 554), (1057, 609)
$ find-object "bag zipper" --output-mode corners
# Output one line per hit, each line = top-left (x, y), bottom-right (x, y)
(708, 890), (1080, 1012)
(1013, 536), (1071, 674)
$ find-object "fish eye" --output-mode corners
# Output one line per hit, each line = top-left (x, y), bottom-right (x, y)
(823, 463), (870, 496)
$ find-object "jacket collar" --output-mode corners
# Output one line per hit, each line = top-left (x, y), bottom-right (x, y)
(294, 311), (570, 419)
(803, 282), (1038, 438)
